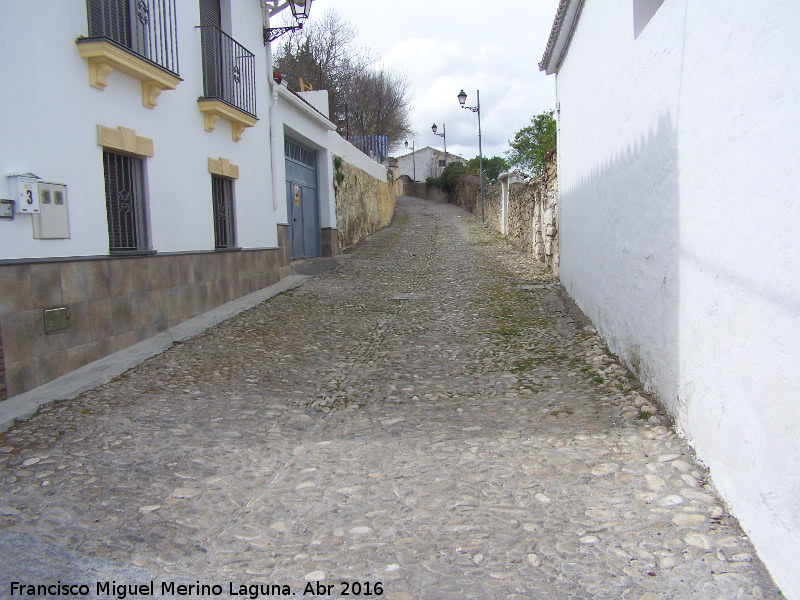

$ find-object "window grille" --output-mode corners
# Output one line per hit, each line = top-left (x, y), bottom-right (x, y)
(211, 176), (236, 249)
(103, 151), (149, 252)
(284, 139), (315, 167)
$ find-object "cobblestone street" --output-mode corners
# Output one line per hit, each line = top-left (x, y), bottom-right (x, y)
(0, 197), (778, 599)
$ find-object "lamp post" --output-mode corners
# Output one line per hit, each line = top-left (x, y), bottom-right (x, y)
(458, 89), (484, 225)
(431, 123), (447, 175)
(264, 0), (313, 44)
(404, 139), (416, 181)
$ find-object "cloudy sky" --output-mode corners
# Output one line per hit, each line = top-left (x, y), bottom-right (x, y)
(318, 0), (563, 161)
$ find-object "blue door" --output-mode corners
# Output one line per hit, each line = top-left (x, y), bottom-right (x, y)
(285, 138), (319, 259)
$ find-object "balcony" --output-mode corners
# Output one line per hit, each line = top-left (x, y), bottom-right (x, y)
(76, 0), (181, 108)
(197, 26), (258, 142)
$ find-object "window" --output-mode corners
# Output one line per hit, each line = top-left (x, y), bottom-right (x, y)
(211, 176), (236, 249)
(438, 159), (446, 167)
(103, 150), (150, 253)
(196, 0), (257, 140)
(198, 0), (257, 119)
(285, 139), (315, 167)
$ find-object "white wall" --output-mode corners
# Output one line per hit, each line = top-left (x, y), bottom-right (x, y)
(274, 85), (337, 229)
(0, 0), (277, 260)
(555, 1), (800, 595)
(330, 134), (390, 183)
(297, 90), (330, 119)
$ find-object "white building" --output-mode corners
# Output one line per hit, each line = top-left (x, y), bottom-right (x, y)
(0, 0), (384, 400)
(395, 146), (466, 181)
(540, 1), (800, 595)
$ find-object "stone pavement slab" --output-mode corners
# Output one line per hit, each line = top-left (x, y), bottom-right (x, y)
(0, 198), (780, 599)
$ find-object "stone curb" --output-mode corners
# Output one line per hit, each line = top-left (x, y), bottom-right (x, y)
(0, 274), (309, 433)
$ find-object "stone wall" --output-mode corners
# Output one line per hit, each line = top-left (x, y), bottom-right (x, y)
(450, 176), (505, 232)
(429, 151), (559, 273)
(0, 226), (290, 399)
(505, 150), (559, 273)
(335, 160), (396, 252)
(394, 176), (447, 203)
(532, 151), (559, 273)
(0, 327), (5, 400)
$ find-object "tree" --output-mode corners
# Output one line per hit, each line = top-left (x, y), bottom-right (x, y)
(506, 110), (557, 177)
(343, 68), (413, 149)
(465, 156), (509, 184)
(273, 10), (412, 151)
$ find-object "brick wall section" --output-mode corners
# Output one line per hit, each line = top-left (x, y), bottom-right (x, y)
(0, 242), (290, 399)
(321, 228), (338, 257)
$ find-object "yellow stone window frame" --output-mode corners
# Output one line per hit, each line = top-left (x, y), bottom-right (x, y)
(77, 39), (181, 109)
(97, 125), (154, 157)
(208, 157), (240, 179)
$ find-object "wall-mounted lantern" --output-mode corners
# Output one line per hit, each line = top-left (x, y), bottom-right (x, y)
(264, 0), (314, 44)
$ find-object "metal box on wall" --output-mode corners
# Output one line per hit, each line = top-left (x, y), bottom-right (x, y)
(32, 183), (70, 239)
(7, 173), (41, 214)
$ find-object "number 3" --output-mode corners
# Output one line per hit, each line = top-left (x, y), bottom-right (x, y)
(26, 189), (33, 204)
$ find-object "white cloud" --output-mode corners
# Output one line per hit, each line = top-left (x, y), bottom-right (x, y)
(317, 0), (562, 158)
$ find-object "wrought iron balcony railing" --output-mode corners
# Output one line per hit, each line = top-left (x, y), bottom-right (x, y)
(85, 0), (180, 77)
(199, 26), (257, 118)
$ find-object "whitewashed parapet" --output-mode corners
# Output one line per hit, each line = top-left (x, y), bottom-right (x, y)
(329, 133), (390, 182)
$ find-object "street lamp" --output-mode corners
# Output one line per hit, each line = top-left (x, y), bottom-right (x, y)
(431, 123), (447, 174)
(264, 0), (313, 44)
(458, 89), (485, 225)
(404, 139), (416, 181)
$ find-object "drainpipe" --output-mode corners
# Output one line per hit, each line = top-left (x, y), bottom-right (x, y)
(265, 8), (282, 214)
(270, 78), (282, 214)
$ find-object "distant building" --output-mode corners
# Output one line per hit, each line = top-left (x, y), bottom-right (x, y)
(394, 147), (467, 181)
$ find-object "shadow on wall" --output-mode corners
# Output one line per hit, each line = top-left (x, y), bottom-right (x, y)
(560, 113), (679, 412)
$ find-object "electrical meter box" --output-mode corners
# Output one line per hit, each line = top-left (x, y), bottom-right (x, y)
(33, 183), (71, 239)
(7, 174), (41, 214)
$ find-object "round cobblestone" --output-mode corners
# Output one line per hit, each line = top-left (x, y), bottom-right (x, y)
(0, 197), (779, 599)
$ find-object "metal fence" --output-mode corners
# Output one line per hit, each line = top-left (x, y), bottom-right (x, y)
(199, 26), (257, 118)
(86, 0), (179, 76)
(345, 135), (389, 163)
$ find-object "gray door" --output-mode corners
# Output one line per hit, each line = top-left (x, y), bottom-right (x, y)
(285, 138), (319, 259)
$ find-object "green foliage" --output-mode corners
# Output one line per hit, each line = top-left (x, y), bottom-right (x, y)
(332, 155), (345, 186)
(427, 162), (468, 198)
(465, 155), (510, 184)
(506, 110), (557, 177)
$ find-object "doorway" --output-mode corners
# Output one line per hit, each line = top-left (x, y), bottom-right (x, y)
(285, 138), (320, 259)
